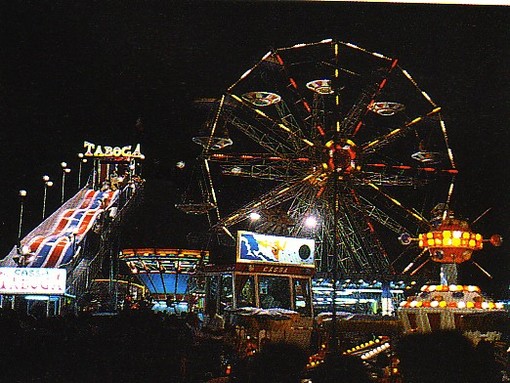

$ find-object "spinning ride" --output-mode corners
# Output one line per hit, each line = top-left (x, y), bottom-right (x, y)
(179, 39), (458, 279)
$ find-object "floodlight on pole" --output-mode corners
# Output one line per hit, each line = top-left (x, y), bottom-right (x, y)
(61, 162), (71, 203)
(77, 153), (87, 188)
(42, 176), (53, 219)
(17, 189), (27, 247)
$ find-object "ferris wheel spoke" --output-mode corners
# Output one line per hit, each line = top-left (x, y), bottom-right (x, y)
(341, 59), (400, 138)
(213, 174), (318, 230)
(335, 198), (392, 276)
(361, 106), (442, 155)
(227, 93), (315, 153)
(367, 182), (430, 228)
(352, 194), (411, 234)
(206, 152), (310, 181)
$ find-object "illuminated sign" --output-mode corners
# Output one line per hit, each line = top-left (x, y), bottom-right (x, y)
(237, 231), (315, 267)
(83, 141), (144, 159)
(0, 268), (67, 295)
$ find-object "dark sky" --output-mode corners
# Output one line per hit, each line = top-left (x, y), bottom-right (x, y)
(1, 2), (509, 292)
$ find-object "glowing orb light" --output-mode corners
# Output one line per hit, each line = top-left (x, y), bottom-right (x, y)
(416, 218), (501, 264)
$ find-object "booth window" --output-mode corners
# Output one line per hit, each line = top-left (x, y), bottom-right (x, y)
(235, 275), (256, 308)
(219, 274), (233, 313)
(293, 278), (312, 316)
(258, 276), (291, 310)
(206, 275), (220, 311)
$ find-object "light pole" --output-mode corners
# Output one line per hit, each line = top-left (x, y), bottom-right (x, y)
(42, 175), (53, 219)
(77, 153), (87, 189)
(17, 189), (27, 248)
(60, 162), (71, 204)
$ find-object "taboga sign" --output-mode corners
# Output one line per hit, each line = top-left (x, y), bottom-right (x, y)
(0, 268), (67, 295)
(237, 231), (315, 267)
(83, 141), (144, 159)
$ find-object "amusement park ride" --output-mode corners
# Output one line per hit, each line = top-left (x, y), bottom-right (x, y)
(0, 141), (145, 314)
(172, 38), (505, 355)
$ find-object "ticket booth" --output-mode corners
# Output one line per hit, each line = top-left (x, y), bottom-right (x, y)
(203, 231), (316, 351)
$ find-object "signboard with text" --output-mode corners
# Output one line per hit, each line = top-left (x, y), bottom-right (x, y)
(0, 268), (67, 295)
(237, 231), (315, 267)
(83, 141), (144, 159)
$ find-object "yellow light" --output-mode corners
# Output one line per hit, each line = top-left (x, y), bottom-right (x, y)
(475, 233), (482, 241)
(466, 301), (474, 308)
(462, 232), (470, 239)
(443, 238), (452, 246)
(426, 232), (433, 239)
(435, 238), (441, 245)
(419, 240), (424, 247)
(452, 238), (461, 247)
(427, 239), (434, 246)
(469, 239), (476, 247)
(439, 301), (447, 308)
(443, 230), (451, 238)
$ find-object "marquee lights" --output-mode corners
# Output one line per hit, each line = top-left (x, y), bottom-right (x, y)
(83, 141), (144, 159)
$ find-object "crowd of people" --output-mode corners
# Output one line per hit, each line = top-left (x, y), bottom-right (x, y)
(0, 306), (506, 382)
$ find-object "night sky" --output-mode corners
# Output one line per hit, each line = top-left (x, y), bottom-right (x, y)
(1, 2), (509, 294)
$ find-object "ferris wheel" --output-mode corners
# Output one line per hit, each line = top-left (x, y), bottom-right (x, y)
(177, 39), (457, 279)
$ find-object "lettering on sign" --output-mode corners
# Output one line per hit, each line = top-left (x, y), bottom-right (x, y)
(0, 268), (67, 295)
(262, 266), (289, 274)
(83, 141), (144, 159)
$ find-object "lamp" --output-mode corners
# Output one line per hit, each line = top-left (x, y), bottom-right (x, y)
(77, 153), (88, 188)
(42, 175), (53, 219)
(17, 189), (27, 249)
(60, 162), (71, 203)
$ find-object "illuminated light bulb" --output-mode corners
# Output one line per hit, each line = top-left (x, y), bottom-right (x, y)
(427, 239), (434, 246)
(453, 231), (462, 238)
(430, 301), (439, 308)
(449, 285), (457, 292)
(426, 232), (433, 239)
(304, 216), (318, 228)
(249, 212), (261, 221)
(463, 232), (470, 239)
(475, 233), (482, 241)
(495, 302), (504, 309)
(452, 238), (461, 247)
(457, 301), (466, 309)
(429, 285), (436, 291)
(481, 302), (489, 309)
(399, 301), (406, 307)
(466, 301), (474, 309)
(443, 230), (451, 238)
(439, 301), (447, 308)
(467, 285), (476, 292)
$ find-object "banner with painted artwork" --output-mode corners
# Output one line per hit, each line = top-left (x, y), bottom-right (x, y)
(237, 231), (315, 267)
